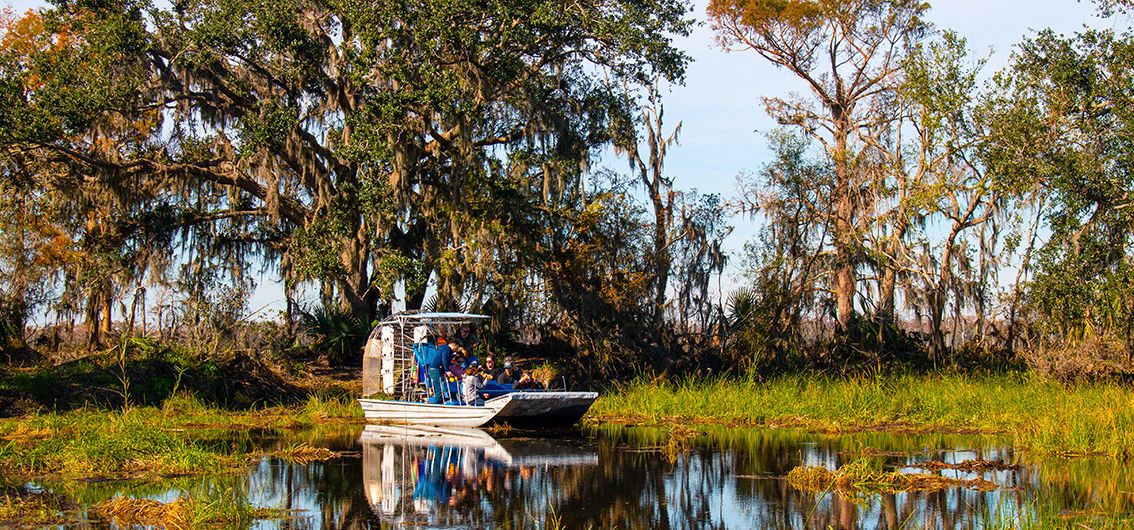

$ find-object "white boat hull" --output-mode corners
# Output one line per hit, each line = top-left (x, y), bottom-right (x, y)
(359, 396), (512, 428)
(360, 391), (598, 428)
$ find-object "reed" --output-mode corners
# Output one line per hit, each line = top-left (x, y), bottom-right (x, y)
(297, 393), (365, 422)
(591, 372), (1134, 458)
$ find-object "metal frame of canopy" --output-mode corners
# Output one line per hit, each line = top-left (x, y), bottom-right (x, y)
(361, 312), (490, 401)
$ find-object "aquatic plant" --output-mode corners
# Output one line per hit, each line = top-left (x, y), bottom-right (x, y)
(268, 443), (338, 464)
(0, 493), (66, 527)
(0, 393), (359, 479)
(94, 486), (285, 529)
(787, 460), (997, 497)
(592, 372), (1134, 458)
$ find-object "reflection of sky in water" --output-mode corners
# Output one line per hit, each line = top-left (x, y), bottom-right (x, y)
(61, 425), (1134, 529)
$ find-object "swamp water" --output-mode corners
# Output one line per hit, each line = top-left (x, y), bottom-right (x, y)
(27, 424), (1134, 529)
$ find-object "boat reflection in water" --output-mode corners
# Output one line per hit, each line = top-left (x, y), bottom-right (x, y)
(360, 425), (598, 527)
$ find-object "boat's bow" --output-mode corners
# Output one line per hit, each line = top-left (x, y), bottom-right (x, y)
(488, 391), (598, 427)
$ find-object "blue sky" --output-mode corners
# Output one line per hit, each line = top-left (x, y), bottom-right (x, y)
(608, 0), (1121, 300)
(657, 0), (1118, 219)
(3, 0), (1125, 316)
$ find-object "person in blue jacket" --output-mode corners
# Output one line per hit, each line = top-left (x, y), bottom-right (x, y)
(425, 336), (454, 403)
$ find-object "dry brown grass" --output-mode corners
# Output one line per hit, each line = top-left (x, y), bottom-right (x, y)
(910, 459), (1019, 472)
(0, 425), (50, 443)
(94, 497), (193, 530)
(787, 463), (998, 496)
(94, 494), (282, 529)
(485, 423), (515, 435)
(269, 443), (338, 464)
(1023, 334), (1134, 383)
(0, 493), (67, 528)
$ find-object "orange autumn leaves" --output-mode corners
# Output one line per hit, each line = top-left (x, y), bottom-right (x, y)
(706, 0), (824, 30)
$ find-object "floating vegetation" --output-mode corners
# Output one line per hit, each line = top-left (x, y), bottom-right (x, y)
(787, 461), (998, 496)
(910, 459), (1019, 472)
(0, 492), (67, 527)
(662, 424), (704, 464)
(94, 490), (285, 530)
(485, 423), (515, 435)
(269, 443), (338, 464)
(841, 447), (925, 457)
(95, 496), (194, 529)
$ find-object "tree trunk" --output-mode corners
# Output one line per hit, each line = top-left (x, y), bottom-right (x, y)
(100, 279), (113, 336)
(649, 190), (671, 329)
(85, 288), (102, 349)
(832, 115), (856, 336)
(930, 226), (962, 364)
(337, 235), (378, 326)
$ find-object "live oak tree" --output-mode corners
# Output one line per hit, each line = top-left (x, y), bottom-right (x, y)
(0, 0), (692, 336)
(988, 28), (1134, 349)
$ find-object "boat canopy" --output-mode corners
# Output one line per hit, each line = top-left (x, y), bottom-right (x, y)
(378, 311), (490, 324)
(362, 311), (490, 400)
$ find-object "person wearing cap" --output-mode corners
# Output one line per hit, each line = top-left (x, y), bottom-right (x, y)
(495, 357), (532, 387)
(448, 347), (467, 380)
(461, 361), (489, 406)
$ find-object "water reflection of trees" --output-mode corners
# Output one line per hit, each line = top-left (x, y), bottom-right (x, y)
(50, 425), (1134, 529)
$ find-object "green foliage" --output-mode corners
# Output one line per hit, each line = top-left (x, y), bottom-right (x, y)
(989, 28), (1134, 349)
(732, 131), (828, 369)
(299, 306), (365, 366)
(0, 0), (695, 358)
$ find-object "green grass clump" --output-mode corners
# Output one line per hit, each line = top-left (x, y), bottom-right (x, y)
(591, 373), (1134, 458)
(0, 407), (245, 478)
(0, 391), (360, 479)
(297, 393), (364, 422)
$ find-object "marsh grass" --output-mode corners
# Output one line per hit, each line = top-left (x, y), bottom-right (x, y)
(94, 486), (286, 530)
(592, 373), (1134, 458)
(297, 393), (364, 422)
(0, 492), (67, 527)
(787, 460), (997, 497)
(973, 495), (1134, 530)
(269, 443), (338, 464)
(0, 392), (360, 479)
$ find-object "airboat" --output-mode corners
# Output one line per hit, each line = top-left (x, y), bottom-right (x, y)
(359, 312), (598, 427)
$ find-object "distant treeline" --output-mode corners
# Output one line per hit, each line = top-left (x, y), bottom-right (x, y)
(0, 0), (1132, 381)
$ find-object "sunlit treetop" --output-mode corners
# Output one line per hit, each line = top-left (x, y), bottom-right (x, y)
(706, 0), (824, 31)
(707, 0), (929, 53)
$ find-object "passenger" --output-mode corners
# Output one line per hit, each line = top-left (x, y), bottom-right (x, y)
(495, 357), (533, 387)
(454, 344), (478, 369)
(462, 361), (489, 406)
(483, 355), (496, 376)
(452, 323), (480, 351)
(424, 335), (453, 404)
(448, 347), (467, 379)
